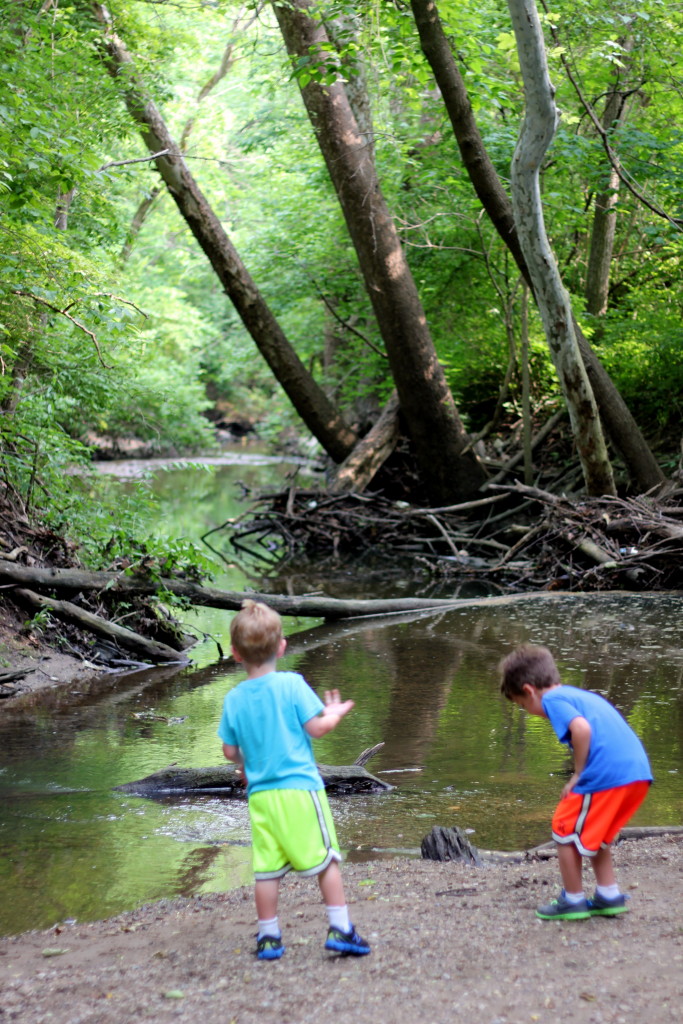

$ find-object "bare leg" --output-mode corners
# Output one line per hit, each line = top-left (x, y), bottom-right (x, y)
(591, 846), (617, 888)
(255, 878), (280, 921)
(317, 861), (346, 906)
(557, 842), (584, 892)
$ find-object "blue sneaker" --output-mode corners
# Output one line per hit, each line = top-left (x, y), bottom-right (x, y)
(587, 892), (630, 916)
(324, 924), (371, 955)
(536, 890), (591, 920)
(256, 934), (284, 960)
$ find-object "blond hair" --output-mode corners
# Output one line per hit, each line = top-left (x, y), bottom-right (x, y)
(499, 644), (561, 699)
(230, 599), (283, 664)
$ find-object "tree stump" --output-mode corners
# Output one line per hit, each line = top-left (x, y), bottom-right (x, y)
(421, 825), (484, 866)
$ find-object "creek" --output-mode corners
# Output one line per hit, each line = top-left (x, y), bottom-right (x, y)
(0, 449), (681, 936)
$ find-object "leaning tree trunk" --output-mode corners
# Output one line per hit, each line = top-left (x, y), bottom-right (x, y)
(273, 0), (487, 506)
(409, 0), (664, 494)
(585, 37), (635, 318)
(90, 4), (357, 465)
(506, 0), (616, 497)
(121, 8), (254, 264)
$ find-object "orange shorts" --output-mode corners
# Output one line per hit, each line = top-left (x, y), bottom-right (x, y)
(551, 780), (650, 856)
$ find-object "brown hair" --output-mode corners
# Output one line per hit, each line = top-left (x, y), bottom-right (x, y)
(230, 599), (283, 665)
(499, 643), (561, 699)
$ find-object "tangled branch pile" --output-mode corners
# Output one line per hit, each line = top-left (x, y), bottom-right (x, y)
(227, 482), (683, 592)
(0, 482), (192, 671)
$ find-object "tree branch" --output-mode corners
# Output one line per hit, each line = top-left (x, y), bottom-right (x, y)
(11, 292), (110, 367)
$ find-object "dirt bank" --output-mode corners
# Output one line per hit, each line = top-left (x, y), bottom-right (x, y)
(0, 604), (115, 707)
(1, 835), (681, 1024)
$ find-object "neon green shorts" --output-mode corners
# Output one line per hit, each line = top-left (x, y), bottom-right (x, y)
(248, 788), (341, 880)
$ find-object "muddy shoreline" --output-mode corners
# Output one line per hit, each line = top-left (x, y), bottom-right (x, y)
(1, 835), (681, 1023)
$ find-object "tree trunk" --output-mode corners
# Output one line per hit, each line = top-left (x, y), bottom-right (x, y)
(90, 4), (357, 465)
(120, 13), (252, 264)
(54, 186), (76, 230)
(326, 12), (375, 163)
(585, 38), (635, 317)
(119, 185), (162, 263)
(409, 0), (664, 493)
(273, 0), (487, 505)
(328, 392), (400, 493)
(507, 0), (616, 496)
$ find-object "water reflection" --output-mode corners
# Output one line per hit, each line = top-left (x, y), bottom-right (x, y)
(1, 593), (681, 937)
(1, 454), (682, 935)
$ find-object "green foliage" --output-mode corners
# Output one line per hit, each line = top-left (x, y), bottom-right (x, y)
(1, 0), (682, 559)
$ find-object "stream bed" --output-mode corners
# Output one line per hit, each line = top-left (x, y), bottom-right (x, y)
(0, 453), (681, 936)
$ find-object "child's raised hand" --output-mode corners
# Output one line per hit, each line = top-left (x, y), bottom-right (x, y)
(322, 689), (355, 719)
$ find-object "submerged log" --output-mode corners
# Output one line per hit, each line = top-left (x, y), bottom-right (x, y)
(422, 824), (683, 865)
(116, 744), (391, 799)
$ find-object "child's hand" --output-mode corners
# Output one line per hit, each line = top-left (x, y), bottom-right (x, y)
(560, 772), (580, 799)
(322, 689), (355, 719)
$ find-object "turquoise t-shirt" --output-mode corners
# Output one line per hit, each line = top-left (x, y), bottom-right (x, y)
(217, 670), (324, 795)
(542, 684), (653, 794)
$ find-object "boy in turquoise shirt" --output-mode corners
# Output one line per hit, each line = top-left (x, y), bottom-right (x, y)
(218, 599), (371, 959)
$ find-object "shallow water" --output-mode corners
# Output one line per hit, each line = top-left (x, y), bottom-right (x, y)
(0, 458), (681, 936)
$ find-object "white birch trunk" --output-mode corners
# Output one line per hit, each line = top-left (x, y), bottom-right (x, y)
(506, 0), (616, 496)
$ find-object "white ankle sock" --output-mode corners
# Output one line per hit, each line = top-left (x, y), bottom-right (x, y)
(596, 883), (620, 900)
(564, 890), (586, 904)
(257, 916), (280, 939)
(326, 905), (350, 932)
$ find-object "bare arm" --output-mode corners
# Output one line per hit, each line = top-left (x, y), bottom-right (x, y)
(222, 742), (242, 765)
(222, 742), (247, 787)
(304, 689), (355, 739)
(561, 716), (592, 799)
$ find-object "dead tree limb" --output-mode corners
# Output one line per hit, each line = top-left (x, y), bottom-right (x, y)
(12, 588), (187, 663)
(116, 744), (390, 798)
(328, 392), (400, 494)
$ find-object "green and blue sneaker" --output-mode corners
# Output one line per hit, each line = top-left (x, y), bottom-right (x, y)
(324, 924), (371, 955)
(536, 889), (591, 921)
(256, 934), (284, 960)
(587, 892), (630, 916)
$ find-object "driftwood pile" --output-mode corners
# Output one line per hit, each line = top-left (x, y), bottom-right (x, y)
(0, 480), (195, 671)
(2, 459), (683, 677)
(226, 481), (683, 591)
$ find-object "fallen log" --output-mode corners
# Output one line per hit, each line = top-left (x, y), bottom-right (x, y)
(421, 824), (683, 865)
(115, 744), (391, 798)
(12, 587), (187, 664)
(2, 559), (666, 622)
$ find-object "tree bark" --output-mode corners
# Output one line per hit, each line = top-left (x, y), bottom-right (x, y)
(585, 38), (635, 317)
(409, 0), (664, 493)
(90, 4), (357, 465)
(328, 392), (400, 493)
(507, 0), (616, 496)
(273, 0), (487, 505)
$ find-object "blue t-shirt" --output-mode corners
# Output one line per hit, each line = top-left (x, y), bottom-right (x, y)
(542, 684), (652, 794)
(217, 670), (324, 796)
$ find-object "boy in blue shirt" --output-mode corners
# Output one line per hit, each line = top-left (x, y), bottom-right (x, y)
(499, 644), (652, 921)
(218, 599), (371, 960)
